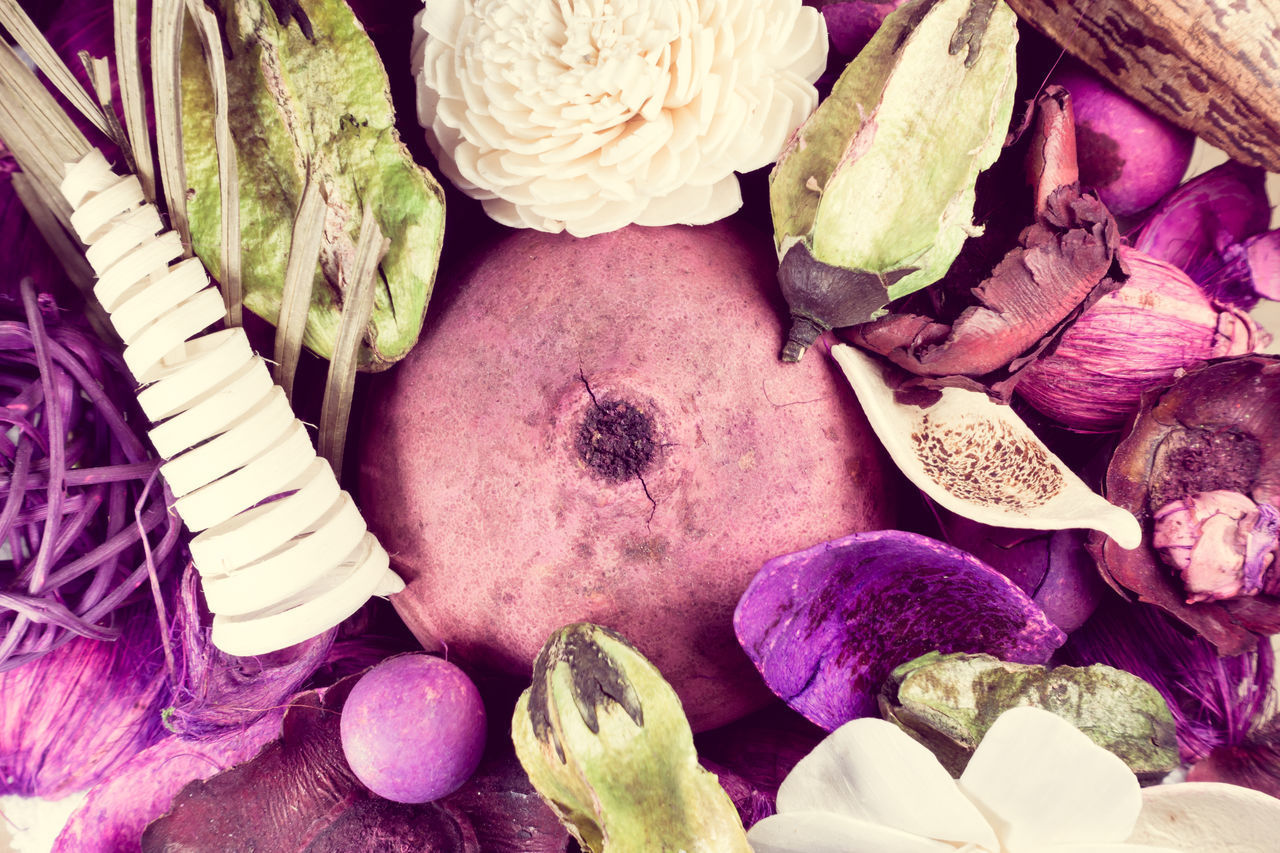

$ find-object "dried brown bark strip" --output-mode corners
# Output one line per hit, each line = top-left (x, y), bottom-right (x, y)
(1007, 0), (1280, 170)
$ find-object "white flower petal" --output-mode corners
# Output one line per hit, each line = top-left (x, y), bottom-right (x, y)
(959, 706), (1142, 852)
(747, 811), (957, 853)
(1044, 840), (1172, 845)
(1127, 781), (1280, 851)
(416, 0), (827, 234)
(776, 717), (999, 849)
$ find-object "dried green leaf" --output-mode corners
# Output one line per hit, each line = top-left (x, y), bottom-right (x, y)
(0, 0), (108, 136)
(78, 53), (134, 170)
(318, 209), (385, 475)
(115, 0), (156, 203)
(274, 177), (324, 403)
(513, 624), (750, 853)
(151, 0), (191, 247)
(0, 39), (91, 215)
(879, 651), (1180, 783)
(180, 0), (446, 370)
(185, 0), (242, 327)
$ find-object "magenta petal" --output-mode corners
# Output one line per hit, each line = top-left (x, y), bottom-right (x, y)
(1131, 161), (1270, 282)
(733, 531), (1066, 731)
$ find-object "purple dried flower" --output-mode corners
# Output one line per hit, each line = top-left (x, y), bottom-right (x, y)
(0, 605), (170, 798)
(939, 513), (1108, 632)
(1093, 355), (1280, 654)
(162, 564), (336, 739)
(1015, 246), (1260, 432)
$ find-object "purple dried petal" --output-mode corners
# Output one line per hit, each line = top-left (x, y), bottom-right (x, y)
(733, 530), (1066, 731)
(1131, 160), (1270, 283)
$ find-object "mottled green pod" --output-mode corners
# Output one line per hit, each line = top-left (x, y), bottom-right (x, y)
(879, 651), (1180, 782)
(180, 0), (445, 369)
(770, 0), (1018, 361)
(512, 623), (750, 853)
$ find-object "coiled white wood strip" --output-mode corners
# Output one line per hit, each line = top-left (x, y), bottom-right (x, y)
(59, 149), (403, 657)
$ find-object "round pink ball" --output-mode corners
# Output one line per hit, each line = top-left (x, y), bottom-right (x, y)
(339, 655), (486, 803)
(1052, 66), (1194, 216)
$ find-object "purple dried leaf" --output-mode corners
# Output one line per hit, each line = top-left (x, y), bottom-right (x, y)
(733, 530), (1066, 731)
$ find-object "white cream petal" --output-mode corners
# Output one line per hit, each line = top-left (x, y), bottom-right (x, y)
(831, 344), (1143, 549)
(959, 706), (1142, 852)
(415, 0), (827, 234)
(747, 811), (958, 853)
(1127, 782), (1280, 851)
(775, 717), (1000, 849)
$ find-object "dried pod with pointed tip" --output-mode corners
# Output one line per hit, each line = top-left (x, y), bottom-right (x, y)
(512, 623), (750, 853)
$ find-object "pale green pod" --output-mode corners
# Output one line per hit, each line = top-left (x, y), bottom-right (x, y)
(181, 0), (446, 369)
(879, 651), (1180, 782)
(770, 0), (1019, 361)
(512, 623), (750, 853)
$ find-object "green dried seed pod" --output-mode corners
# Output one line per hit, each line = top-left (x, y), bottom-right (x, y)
(512, 623), (750, 853)
(181, 0), (446, 370)
(770, 0), (1018, 361)
(879, 651), (1180, 782)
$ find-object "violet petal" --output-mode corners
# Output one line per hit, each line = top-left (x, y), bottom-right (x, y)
(1131, 160), (1270, 282)
(733, 530), (1066, 731)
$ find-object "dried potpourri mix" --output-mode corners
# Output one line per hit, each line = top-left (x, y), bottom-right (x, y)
(2, 0), (1280, 851)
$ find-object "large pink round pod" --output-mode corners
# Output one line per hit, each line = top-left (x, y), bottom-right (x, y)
(359, 222), (896, 731)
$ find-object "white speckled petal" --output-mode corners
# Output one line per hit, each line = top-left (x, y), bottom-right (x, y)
(775, 717), (1000, 849)
(959, 707), (1142, 852)
(831, 344), (1143, 549)
(1127, 782), (1280, 851)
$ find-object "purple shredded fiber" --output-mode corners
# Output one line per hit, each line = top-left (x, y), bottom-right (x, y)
(1060, 596), (1274, 762)
(0, 280), (183, 671)
(163, 563), (337, 740)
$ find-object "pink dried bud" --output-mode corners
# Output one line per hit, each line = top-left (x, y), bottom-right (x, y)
(1016, 246), (1261, 432)
(1152, 491), (1280, 604)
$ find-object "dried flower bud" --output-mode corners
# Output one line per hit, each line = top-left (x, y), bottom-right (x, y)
(512, 623), (750, 852)
(770, 0), (1018, 360)
(1152, 490), (1280, 604)
(1016, 246), (1260, 432)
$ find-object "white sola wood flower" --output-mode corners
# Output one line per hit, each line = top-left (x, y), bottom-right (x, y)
(411, 0), (828, 236)
(748, 705), (1280, 852)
